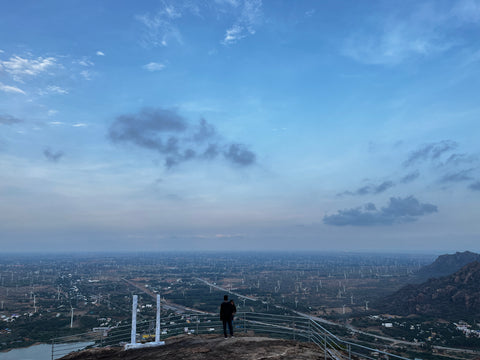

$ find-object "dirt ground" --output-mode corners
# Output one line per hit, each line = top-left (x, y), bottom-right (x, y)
(61, 333), (323, 360)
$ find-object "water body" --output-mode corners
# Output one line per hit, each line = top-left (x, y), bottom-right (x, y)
(0, 341), (94, 360)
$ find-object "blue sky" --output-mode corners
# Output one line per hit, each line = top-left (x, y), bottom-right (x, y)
(1, 0), (480, 252)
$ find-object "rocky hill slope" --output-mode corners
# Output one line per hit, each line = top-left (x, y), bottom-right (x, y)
(60, 334), (322, 360)
(379, 261), (480, 319)
(413, 251), (480, 282)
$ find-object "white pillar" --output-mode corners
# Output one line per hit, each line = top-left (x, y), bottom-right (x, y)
(131, 295), (138, 345)
(155, 294), (160, 342)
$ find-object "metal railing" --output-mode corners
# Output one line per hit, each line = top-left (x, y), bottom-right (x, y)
(51, 312), (411, 360)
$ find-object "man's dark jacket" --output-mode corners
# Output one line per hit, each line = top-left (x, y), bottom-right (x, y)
(220, 301), (234, 320)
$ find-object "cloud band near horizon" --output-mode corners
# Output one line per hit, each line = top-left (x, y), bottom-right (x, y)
(324, 196), (438, 226)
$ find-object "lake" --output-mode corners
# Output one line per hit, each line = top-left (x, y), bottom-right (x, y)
(0, 341), (94, 360)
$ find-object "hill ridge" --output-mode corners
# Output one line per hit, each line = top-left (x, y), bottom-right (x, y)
(379, 261), (480, 319)
(413, 251), (480, 282)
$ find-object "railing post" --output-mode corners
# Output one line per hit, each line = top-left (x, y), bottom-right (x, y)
(243, 313), (246, 333)
(308, 319), (311, 343)
(51, 339), (54, 360)
(348, 343), (351, 359)
(324, 333), (327, 360)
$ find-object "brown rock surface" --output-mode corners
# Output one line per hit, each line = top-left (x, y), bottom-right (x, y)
(60, 334), (322, 360)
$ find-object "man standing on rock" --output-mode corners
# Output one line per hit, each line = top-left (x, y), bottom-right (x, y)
(220, 294), (234, 338)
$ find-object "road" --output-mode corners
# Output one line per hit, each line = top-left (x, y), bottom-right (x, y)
(196, 278), (258, 302)
(122, 278), (210, 314)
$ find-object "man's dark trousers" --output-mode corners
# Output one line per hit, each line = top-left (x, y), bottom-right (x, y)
(223, 318), (233, 337)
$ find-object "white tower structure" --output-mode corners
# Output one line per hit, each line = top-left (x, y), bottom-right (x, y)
(155, 294), (161, 343)
(125, 294), (164, 350)
(130, 295), (137, 345)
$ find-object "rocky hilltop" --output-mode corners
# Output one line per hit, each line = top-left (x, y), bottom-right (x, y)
(60, 334), (321, 360)
(413, 251), (480, 282)
(379, 261), (480, 319)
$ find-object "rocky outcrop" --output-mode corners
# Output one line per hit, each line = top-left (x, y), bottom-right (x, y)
(413, 251), (480, 282)
(378, 261), (480, 319)
(61, 334), (322, 360)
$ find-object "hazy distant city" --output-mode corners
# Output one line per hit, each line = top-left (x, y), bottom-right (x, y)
(1, 251), (479, 359)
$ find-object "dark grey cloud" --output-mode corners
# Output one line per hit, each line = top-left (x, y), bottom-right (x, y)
(400, 141), (480, 190)
(43, 148), (64, 162)
(109, 108), (187, 154)
(202, 144), (220, 159)
(165, 148), (196, 168)
(364, 202), (376, 211)
(400, 170), (420, 184)
(108, 107), (256, 168)
(166, 193), (182, 201)
(440, 168), (474, 183)
(338, 180), (395, 197)
(469, 181), (480, 191)
(355, 186), (371, 196)
(192, 118), (216, 143)
(403, 140), (457, 167)
(0, 114), (23, 125)
(323, 195), (438, 226)
(373, 181), (395, 194)
(224, 144), (256, 166)
(442, 153), (478, 167)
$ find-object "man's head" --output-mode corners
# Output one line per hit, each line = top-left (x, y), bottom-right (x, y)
(224, 294), (228, 301)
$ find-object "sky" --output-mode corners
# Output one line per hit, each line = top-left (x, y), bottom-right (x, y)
(1, 0), (480, 253)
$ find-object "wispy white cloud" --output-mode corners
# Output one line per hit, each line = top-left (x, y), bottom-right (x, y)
(39, 85), (68, 95)
(163, 4), (182, 19)
(136, 3), (184, 47)
(47, 109), (58, 116)
(76, 57), (94, 67)
(80, 70), (94, 80)
(47, 85), (68, 94)
(215, 0), (240, 7)
(49, 121), (63, 125)
(222, 0), (263, 45)
(0, 82), (26, 95)
(223, 25), (245, 44)
(452, 0), (480, 23)
(0, 55), (56, 81)
(72, 123), (87, 127)
(143, 62), (166, 71)
(96, 51), (105, 56)
(135, 1), (262, 47)
(342, 1), (479, 65)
